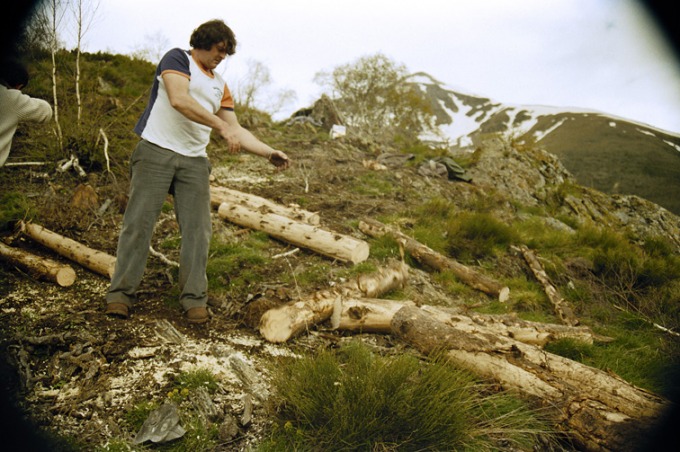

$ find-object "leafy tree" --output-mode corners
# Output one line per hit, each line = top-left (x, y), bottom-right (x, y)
(315, 53), (435, 143)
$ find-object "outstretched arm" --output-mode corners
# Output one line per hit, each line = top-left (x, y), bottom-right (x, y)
(14, 92), (52, 123)
(217, 108), (290, 170)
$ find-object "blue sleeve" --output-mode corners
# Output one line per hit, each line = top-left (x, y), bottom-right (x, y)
(158, 48), (190, 76)
(134, 49), (190, 136)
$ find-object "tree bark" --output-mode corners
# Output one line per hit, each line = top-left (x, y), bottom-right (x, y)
(331, 298), (608, 346)
(342, 259), (409, 298)
(20, 222), (116, 278)
(359, 218), (509, 301)
(333, 298), (415, 332)
(391, 306), (667, 452)
(210, 185), (320, 225)
(259, 261), (409, 342)
(259, 289), (340, 343)
(424, 306), (609, 346)
(0, 242), (76, 287)
(515, 245), (579, 326)
(218, 202), (369, 264)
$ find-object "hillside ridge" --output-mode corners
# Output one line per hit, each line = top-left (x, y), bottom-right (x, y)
(407, 72), (680, 215)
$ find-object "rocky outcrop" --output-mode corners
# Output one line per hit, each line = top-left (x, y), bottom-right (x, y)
(461, 137), (680, 251)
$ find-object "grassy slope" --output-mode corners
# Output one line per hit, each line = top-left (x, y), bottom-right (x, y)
(525, 114), (680, 215)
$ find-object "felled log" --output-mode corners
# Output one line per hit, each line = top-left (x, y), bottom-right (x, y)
(515, 245), (579, 326)
(391, 306), (667, 452)
(359, 218), (509, 301)
(218, 202), (369, 264)
(332, 298), (607, 346)
(259, 261), (409, 342)
(419, 305), (609, 346)
(332, 298), (415, 332)
(259, 290), (340, 343)
(343, 259), (409, 298)
(0, 241), (76, 287)
(19, 221), (116, 278)
(210, 185), (320, 225)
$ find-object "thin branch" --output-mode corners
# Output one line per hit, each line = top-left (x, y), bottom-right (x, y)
(148, 246), (179, 268)
(98, 128), (111, 174)
(272, 248), (300, 259)
(298, 162), (310, 193)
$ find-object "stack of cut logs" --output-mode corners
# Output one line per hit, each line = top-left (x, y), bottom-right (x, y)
(0, 221), (116, 286)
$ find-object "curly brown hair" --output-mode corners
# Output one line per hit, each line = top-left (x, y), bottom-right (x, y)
(189, 19), (237, 55)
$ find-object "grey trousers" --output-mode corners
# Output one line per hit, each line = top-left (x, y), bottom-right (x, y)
(106, 139), (212, 311)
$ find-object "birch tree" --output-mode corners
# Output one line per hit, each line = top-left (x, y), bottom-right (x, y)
(44, 0), (65, 151)
(71, 0), (100, 125)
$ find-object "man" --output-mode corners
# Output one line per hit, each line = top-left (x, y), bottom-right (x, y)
(0, 57), (52, 167)
(105, 19), (290, 324)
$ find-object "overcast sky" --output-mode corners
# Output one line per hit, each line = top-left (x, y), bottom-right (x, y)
(74, 0), (680, 133)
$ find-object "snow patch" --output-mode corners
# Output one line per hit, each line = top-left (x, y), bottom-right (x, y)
(534, 118), (567, 142)
(664, 139), (680, 152)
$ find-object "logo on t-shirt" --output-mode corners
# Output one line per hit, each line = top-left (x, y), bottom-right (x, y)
(212, 86), (223, 101)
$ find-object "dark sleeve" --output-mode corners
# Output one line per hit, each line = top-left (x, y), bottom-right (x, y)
(134, 48), (190, 136)
(158, 48), (190, 77)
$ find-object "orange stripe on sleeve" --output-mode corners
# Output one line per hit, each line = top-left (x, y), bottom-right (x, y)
(161, 69), (190, 79)
(221, 83), (235, 109)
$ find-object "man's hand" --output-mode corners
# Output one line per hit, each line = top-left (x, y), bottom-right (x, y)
(268, 150), (290, 170)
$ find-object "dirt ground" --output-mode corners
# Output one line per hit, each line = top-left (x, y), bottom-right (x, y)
(0, 135), (464, 450)
(4, 129), (680, 450)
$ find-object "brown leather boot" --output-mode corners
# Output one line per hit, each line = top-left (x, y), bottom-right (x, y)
(186, 306), (209, 324)
(105, 302), (129, 319)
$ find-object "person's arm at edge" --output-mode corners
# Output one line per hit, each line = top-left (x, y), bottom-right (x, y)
(14, 90), (52, 123)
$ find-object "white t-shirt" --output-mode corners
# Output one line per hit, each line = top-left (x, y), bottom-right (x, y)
(134, 48), (234, 157)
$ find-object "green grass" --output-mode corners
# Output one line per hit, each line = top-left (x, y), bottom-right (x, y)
(165, 417), (219, 452)
(380, 204), (680, 400)
(432, 269), (479, 301)
(0, 192), (34, 231)
(123, 400), (159, 432)
(262, 341), (555, 451)
(369, 195), (680, 404)
(366, 234), (406, 262)
(401, 199), (520, 263)
(444, 212), (519, 262)
(19, 50), (154, 171)
(514, 215), (575, 251)
(172, 368), (220, 394)
(338, 261), (378, 278)
(545, 321), (680, 396)
(206, 232), (270, 296)
(284, 261), (332, 289)
(352, 173), (395, 197)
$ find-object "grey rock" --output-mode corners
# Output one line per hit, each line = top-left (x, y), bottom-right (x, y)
(133, 401), (186, 444)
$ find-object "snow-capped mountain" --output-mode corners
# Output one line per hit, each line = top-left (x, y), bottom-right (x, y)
(410, 72), (680, 216)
